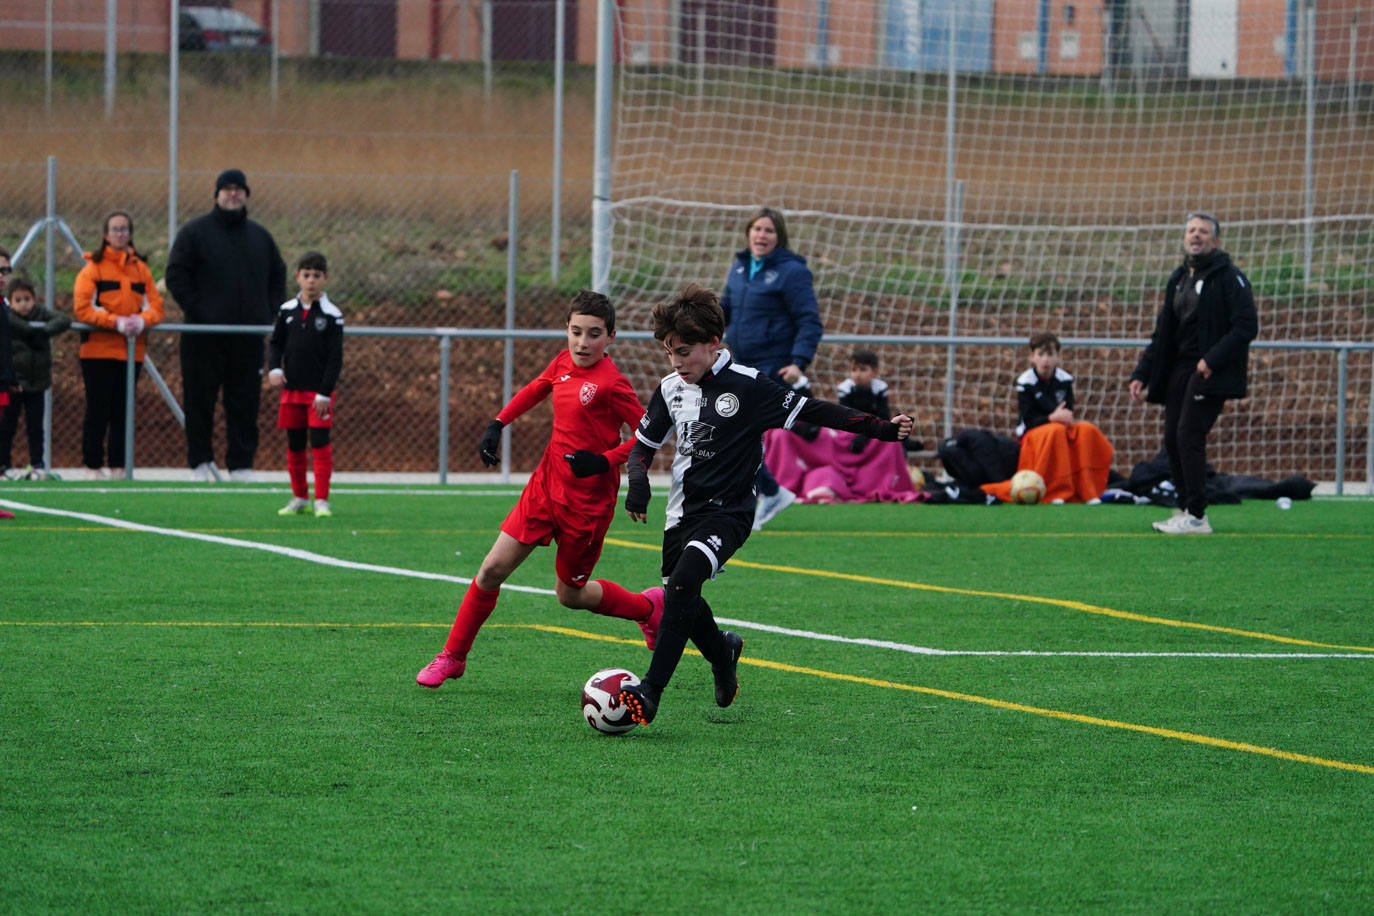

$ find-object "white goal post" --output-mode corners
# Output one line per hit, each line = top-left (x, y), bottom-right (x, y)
(594, 0), (1374, 485)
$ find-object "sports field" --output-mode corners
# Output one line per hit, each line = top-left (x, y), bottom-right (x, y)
(2, 483), (1372, 911)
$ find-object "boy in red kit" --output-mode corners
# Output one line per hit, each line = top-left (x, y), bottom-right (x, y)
(416, 290), (662, 688)
(266, 251), (342, 518)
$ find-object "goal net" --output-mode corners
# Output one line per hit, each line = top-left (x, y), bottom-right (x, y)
(604, 0), (1374, 485)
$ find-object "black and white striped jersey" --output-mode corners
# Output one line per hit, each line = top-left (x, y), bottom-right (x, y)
(635, 349), (899, 529)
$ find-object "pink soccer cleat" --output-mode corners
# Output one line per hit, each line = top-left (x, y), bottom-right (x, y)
(416, 649), (466, 688)
(638, 586), (665, 650)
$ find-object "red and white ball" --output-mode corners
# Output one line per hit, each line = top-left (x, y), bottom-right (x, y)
(1009, 469), (1047, 504)
(582, 667), (641, 735)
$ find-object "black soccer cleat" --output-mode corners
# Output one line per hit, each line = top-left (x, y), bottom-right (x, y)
(619, 683), (660, 725)
(712, 632), (744, 708)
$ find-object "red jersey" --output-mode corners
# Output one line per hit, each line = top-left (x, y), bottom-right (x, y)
(497, 350), (644, 514)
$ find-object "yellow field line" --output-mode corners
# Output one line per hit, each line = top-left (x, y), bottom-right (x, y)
(603, 537), (1374, 653)
(7, 618), (1368, 774)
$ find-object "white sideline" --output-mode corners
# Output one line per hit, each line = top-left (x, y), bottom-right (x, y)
(2, 498), (1370, 661)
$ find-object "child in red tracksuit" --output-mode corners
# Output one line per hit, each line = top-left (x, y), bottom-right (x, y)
(266, 251), (343, 518)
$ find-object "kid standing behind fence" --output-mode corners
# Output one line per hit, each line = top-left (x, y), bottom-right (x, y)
(2, 276), (72, 479)
(267, 251), (343, 518)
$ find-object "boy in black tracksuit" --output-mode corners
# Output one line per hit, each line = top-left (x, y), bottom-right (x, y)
(616, 285), (913, 726)
(266, 252), (343, 517)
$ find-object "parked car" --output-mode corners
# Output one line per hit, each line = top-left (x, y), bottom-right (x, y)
(178, 6), (271, 52)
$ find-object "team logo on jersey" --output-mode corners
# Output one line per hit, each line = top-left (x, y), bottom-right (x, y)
(579, 382), (598, 405)
(314, 315), (328, 332)
(678, 420), (717, 458)
(763, 270), (778, 285)
(714, 393), (739, 417)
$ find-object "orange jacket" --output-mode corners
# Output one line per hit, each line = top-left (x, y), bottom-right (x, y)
(73, 247), (165, 361)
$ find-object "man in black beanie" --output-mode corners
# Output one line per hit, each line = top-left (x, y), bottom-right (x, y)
(166, 168), (286, 481)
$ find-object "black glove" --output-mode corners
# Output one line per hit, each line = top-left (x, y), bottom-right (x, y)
(848, 434), (871, 454)
(625, 461), (651, 515)
(564, 449), (610, 477)
(478, 419), (504, 467)
(793, 422), (820, 443)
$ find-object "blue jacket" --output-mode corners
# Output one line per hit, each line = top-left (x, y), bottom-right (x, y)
(720, 246), (823, 375)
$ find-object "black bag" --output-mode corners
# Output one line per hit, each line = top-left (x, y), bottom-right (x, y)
(937, 429), (1020, 488)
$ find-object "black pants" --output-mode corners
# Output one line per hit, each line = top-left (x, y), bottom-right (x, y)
(181, 333), (264, 471)
(0, 390), (48, 469)
(1162, 361), (1226, 518)
(81, 359), (142, 470)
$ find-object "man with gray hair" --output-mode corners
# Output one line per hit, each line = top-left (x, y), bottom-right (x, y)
(1129, 212), (1258, 534)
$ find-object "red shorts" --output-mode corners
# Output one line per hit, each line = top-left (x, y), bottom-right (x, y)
(500, 470), (613, 589)
(277, 389), (333, 429)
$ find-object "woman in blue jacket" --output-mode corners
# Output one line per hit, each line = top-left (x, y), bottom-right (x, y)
(719, 207), (825, 528)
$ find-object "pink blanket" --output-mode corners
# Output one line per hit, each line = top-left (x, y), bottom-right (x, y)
(763, 428), (922, 504)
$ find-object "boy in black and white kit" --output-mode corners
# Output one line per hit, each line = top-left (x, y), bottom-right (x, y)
(617, 284), (912, 726)
(267, 251), (343, 517)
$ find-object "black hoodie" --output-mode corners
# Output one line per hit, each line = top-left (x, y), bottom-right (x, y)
(165, 205), (286, 326)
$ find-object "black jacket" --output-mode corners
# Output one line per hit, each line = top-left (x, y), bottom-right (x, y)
(165, 205), (287, 326)
(0, 299), (13, 387)
(6, 302), (72, 392)
(1131, 251), (1258, 402)
(267, 294), (344, 396)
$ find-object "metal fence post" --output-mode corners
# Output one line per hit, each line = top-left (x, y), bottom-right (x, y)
(1336, 346), (1348, 495)
(552, 0), (565, 282)
(124, 336), (137, 477)
(501, 170), (519, 483)
(438, 333), (451, 484)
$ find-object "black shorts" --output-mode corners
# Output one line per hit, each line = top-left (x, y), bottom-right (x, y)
(661, 509), (753, 582)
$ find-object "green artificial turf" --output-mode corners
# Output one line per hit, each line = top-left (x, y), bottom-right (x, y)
(1, 484), (1371, 912)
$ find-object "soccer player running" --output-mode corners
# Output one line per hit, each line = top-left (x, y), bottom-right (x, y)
(617, 285), (913, 725)
(417, 290), (663, 687)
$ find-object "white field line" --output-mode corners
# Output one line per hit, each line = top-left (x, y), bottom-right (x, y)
(3, 497), (1371, 661)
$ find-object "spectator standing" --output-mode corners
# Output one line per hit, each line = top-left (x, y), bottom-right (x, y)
(165, 168), (286, 482)
(2, 276), (71, 478)
(72, 211), (164, 479)
(1129, 213), (1258, 534)
(719, 206), (824, 529)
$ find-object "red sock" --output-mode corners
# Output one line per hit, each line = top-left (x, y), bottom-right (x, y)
(444, 581), (501, 654)
(286, 448), (308, 498)
(593, 579), (652, 620)
(312, 444), (333, 500)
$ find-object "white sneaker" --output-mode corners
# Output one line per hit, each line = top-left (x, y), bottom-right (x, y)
(313, 499), (333, 518)
(192, 462), (214, 482)
(1150, 508), (1188, 532)
(278, 497), (312, 516)
(1156, 511), (1212, 535)
(752, 486), (796, 530)
(228, 468), (258, 483)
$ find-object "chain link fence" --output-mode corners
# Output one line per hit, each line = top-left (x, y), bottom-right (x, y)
(3, 0), (599, 474)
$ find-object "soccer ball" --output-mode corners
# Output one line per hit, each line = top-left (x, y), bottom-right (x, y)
(1009, 469), (1046, 504)
(581, 667), (641, 735)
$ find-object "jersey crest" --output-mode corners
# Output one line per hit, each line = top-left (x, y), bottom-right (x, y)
(714, 393), (739, 417)
(314, 314), (328, 332)
(579, 381), (598, 406)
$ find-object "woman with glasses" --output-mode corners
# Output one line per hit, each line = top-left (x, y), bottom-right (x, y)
(72, 211), (165, 478)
